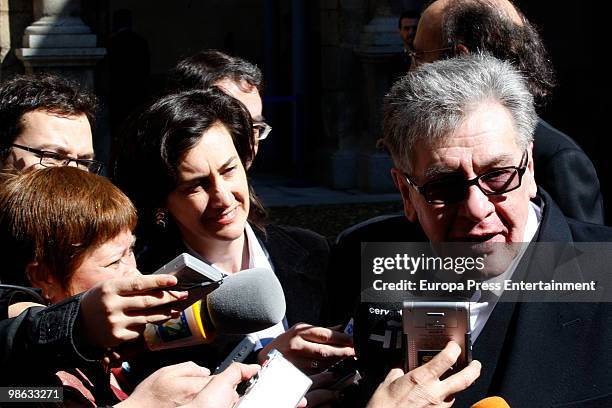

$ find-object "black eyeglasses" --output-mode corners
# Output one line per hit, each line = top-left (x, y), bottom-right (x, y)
(252, 121), (272, 141)
(404, 150), (529, 204)
(11, 143), (104, 174)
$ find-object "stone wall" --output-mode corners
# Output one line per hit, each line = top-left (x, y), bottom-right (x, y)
(0, 0), (33, 78)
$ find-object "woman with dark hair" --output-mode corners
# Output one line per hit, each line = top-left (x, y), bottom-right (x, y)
(114, 88), (353, 377)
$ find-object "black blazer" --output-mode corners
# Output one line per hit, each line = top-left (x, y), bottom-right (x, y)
(254, 224), (329, 326)
(138, 223), (329, 327)
(533, 118), (604, 224)
(454, 191), (612, 407)
(329, 191), (612, 407)
(127, 223), (330, 381)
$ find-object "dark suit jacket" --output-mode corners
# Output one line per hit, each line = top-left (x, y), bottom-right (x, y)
(534, 118), (604, 224)
(138, 223), (329, 327)
(127, 223), (330, 381)
(328, 191), (612, 407)
(254, 224), (330, 327)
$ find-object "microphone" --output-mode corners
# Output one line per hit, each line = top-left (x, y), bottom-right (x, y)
(145, 267), (286, 350)
(471, 396), (511, 408)
(353, 300), (405, 394)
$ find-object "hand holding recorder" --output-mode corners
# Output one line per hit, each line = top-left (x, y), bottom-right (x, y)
(366, 341), (481, 408)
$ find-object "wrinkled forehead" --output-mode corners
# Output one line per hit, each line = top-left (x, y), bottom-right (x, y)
(406, 104), (524, 175)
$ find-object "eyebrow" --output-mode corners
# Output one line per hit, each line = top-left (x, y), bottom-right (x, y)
(423, 153), (518, 180)
(32, 143), (95, 159)
(177, 156), (239, 185)
(252, 115), (266, 123)
(105, 234), (137, 259)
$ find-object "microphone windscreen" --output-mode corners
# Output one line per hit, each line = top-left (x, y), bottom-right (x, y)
(207, 267), (286, 333)
(471, 396), (511, 408)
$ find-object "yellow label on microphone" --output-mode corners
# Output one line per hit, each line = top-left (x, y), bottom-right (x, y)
(144, 300), (211, 350)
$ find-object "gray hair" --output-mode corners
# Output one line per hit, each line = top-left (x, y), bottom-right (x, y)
(382, 53), (537, 173)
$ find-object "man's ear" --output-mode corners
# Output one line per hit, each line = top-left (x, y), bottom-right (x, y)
(455, 43), (469, 56)
(390, 167), (418, 222)
(25, 261), (58, 303)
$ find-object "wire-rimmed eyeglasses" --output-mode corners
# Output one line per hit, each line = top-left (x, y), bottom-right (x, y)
(407, 46), (453, 67)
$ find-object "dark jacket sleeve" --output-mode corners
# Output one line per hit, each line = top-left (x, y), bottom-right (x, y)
(536, 148), (604, 224)
(0, 294), (104, 384)
(533, 119), (605, 224)
(260, 224), (331, 327)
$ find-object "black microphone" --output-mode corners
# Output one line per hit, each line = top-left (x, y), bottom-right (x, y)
(145, 267), (286, 350)
(353, 300), (405, 390)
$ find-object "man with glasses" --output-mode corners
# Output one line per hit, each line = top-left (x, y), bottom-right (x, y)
(407, 0), (604, 225)
(328, 53), (612, 407)
(165, 50), (271, 165)
(0, 74), (101, 174)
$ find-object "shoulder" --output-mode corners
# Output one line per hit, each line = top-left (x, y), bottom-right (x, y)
(336, 214), (423, 246)
(534, 118), (586, 158)
(567, 218), (612, 242)
(260, 224), (330, 253)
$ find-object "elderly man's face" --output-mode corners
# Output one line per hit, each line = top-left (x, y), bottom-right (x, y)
(393, 102), (537, 275)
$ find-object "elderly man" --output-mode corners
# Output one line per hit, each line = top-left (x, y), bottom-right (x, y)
(0, 74), (101, 174)
(328, 54), (612, 407)
(409, 0), (603, 224)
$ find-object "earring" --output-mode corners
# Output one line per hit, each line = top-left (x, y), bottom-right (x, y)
(155, 208), (168, 228)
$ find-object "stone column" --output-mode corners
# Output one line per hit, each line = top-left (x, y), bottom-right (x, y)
(0, 0), (10, 73)
(15, 0), (105, 89)
(318, 0), (368, 189)
(354, 1), (401, 192)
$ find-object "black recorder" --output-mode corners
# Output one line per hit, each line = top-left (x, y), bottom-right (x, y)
(402, 301), (471, 375)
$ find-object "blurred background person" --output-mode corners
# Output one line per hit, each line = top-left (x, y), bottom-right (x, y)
(390, 10), (420, 81)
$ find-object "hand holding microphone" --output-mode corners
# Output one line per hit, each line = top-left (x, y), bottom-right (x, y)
(145, 267), (287, 350)
(79, 273), (188, 348)
(365, 341), (481, 408)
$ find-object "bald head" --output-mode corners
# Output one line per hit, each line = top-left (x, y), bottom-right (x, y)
(412, 1), (447, 66)
(412, 0), (554, 105)
(483, 0), (523, 25)
(415, 0), (523, 57)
